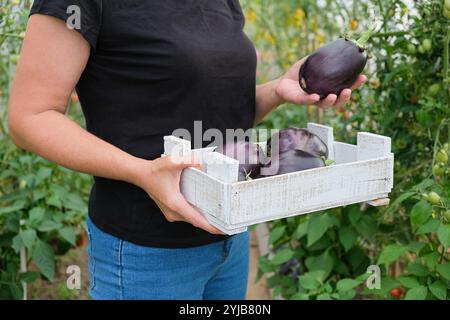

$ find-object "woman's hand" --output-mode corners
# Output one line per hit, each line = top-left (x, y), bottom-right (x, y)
(133, 155), (224, 235)
(275, 57), (367, 109)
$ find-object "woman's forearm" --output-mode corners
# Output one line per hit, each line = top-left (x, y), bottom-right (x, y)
(9, 110), (146, 186)
(255, 78), (283, 125)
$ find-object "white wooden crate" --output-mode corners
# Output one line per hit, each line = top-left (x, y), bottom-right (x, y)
(164, 123), (394, 235)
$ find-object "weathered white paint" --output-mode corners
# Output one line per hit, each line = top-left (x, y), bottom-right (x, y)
(357, 132), (391, 160)
(164, 123), (394, 235)
(307, 122), (335, 160)
(333, 142), (358, 164)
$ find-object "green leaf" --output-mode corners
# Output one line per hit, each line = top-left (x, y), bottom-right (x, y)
(36, 220), (61, 232)
(404, 286), (428, 300)
(0, 200), (26, 215)
(428, 280), (447, 300)
(377, 244), (407, 267)
(336, 278), (362, 292)
(416, 218), (440, 235)
(336, 289), (356, 300)
(271, 248), (294, 265)
(28, 207), (45, 226)
(389, 191), (415, 209)
(307, 214), (333, 247)
(339, 226), (358, 252)
(11, 235), (23, 253)
(410, 201), (432, 232)
(46, 195), (62, 209)
(347, 206), (362, 227)
(334, 260), (351, 276)
(299, 274), (320, 290)
(35, 167), (52, 186)
(396, 276), (420, 288)
(356, 215), (377, 239)
(19, 229), (37, 250)
(293, 221), (308, 239)
(269, 226), (286, 244)
(19, 272), (39, 283)
(406, 242), (426, 254)
(290, 292), (310, 300)
(58, 227), (76, 245)
(298, 270), (326, 290)
(31, 240), (55, 281)
(423, 252), (440, 270)
(9, 283), (23, 300)
(436, 262), (450, 280)
(304, 250), (334, 279)
(407, 263), (429, 277)
(258, 256), (275, 273)
(316, 293), (332, 300)
(437, 224), (450, 249)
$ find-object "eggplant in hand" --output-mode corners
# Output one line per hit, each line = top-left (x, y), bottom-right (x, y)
(299, 28), (374, 99)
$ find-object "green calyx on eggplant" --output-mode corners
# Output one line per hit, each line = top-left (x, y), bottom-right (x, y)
(299, 28), (375, 99)
(216, 141), (265, 181)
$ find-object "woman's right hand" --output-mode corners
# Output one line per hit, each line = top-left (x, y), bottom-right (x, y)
(133, 155), (224, 235)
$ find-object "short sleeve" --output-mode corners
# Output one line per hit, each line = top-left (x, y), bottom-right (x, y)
(30, 0), (102, 51)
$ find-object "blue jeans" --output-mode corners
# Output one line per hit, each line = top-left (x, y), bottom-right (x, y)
(86, 217), (250, 300)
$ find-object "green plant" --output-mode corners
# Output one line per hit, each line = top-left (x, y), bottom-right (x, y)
(0, 0), (91, 299)
(245, 0), (450, 300)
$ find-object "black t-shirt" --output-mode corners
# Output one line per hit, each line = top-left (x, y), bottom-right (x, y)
(30, 0), (256, 248)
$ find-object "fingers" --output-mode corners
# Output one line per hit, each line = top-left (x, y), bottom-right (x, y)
(334, 89), (352, 109)
(174, 198), (224, 235)
(351, 74), (367, 90)
(298, 93), (320, 105)
(169, 154), (202, 170)
(158, 195), (223, 234)
(317, 94), (337, 108)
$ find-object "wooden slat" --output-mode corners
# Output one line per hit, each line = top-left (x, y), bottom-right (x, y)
(227, 156), (393, 227)
(333, 142), (358, 164)
(357, 132), (391, 160)
(307, 123), (335, 160)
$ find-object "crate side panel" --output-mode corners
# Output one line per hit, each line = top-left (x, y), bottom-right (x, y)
(333, 142), (358, 164)
(230, 192), (389, 228)
(229, 157), (393, 225)
(180, 168), (225, 221)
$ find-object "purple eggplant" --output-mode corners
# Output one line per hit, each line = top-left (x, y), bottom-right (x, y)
(216, 141), (263, 181)
(268, 128), (328, 157)
(260, 128), (328, 177)
(260, 149), (325, 176)
(299, 29), (374, 99)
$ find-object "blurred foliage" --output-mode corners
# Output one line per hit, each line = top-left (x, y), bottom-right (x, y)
(0, 0), (90, 299)
(242, 0), (450, 300)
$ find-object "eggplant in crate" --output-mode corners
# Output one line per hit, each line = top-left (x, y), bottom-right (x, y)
(163, 123), (394, 235)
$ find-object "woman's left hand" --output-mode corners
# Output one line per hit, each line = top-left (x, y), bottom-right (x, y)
(275, 57), (367, 109)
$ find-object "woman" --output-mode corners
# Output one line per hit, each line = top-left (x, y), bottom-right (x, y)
(8, 0), (365, 300)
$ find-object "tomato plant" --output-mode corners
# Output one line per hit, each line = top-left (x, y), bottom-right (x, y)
(244, 0), (450, 300)
(0, 0), (90, 299)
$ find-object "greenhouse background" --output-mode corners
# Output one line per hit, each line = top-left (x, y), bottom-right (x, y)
(0, 0), (449, 300)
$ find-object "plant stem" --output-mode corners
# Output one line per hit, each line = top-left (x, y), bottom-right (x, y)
(443, 23), (450, 112)
(355, 24), (377, 48)
(371, 30), (411, 38)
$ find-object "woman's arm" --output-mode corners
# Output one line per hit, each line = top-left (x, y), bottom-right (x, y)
(255, 58), (367, 124)
(8, 15), (221, 234)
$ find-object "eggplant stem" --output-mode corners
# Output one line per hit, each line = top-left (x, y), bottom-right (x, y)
(352, 24), (377, 49)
